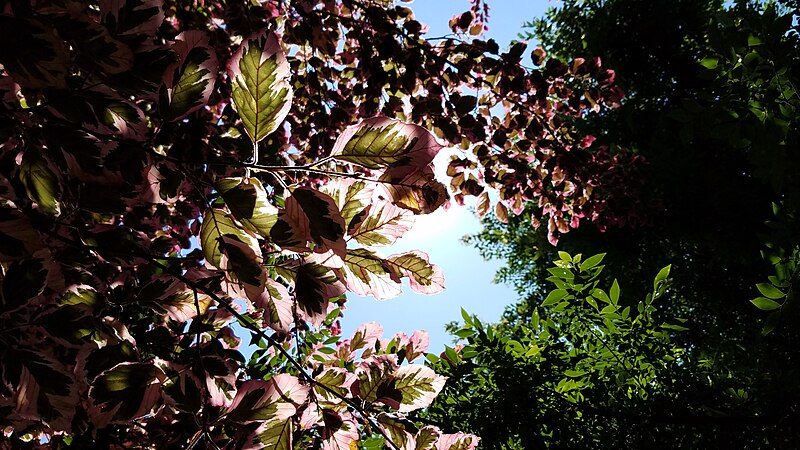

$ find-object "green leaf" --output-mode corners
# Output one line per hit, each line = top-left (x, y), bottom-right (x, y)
(762, 311), (781, 335)
(19, 153), (61, 217)
(699, 56), (719, 69)
(557, 251), (572, 262)
(542, 289), (568, 307)
(756, 283), (784, 300)
(246, 419), (292, 450)
(610, 280), (620, 305)
(751, 297), (782, 311)
(579, 253), (605, 271)
(228, 31), (292, 144)
(654, 265), (671, 291)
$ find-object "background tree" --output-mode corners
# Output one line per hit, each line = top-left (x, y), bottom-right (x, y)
(426, 0), (800, 448)
(0, 0), (627, 448)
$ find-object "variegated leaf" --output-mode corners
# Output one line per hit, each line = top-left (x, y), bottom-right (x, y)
(314, 367), (356, 404)
(331, 117), (443, 170)
(348, 200), (414, 247)
(89, 362), (164, 424)
(340, 249), (402, 300)
(322, 178), (375, 234)
(243, 418), (293, 450)
(392, 365), (446, 412)
(161, 30), (219, 121)
(385, 251), (445, 295)
(377, 413), (417, 450)
(435, 433), (480, 450)
(379, 165), (449, 215)
(226, 374), (307, 424)
(271, 188), (346, 257)
(415, 426), (442, 450)
(228, 31), (292, 144)
(322, 410), (360, 450)
(255, 278), (293, 333)
(217, 177), (279, 237)
(199, 208), (260, 270)
(294, 261), (346, 328)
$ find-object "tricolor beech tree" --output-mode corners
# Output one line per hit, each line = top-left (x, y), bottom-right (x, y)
(0, 0), (627, 448)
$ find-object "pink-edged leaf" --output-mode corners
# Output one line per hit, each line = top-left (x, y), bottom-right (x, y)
(256, 279), (293, 333)
(4, 349), (76, 428)
(348, 199), (414, 247)
(199, 208), (260, 270)
(348, 321), (384, 356)
(331, 117), (443, 170)
(201, 355), (238, 408)
(435, 433), (480, 450)
(406, 330), (430, 362)
(495, 201), (509, 223)
(243, 418), (293, 450)
(340, 248), (402, 300)
(161, 30), (219, 121)
(294, 261), (346, 328)
(89, 362), (164, 425)
(314, 367), (356, 404)
(352, 355), (399, 405)
(378, 413), (417, 450)
(379, 165), (449, 215)
(323, 178), (375, 234)
(218, 177), (279, 237)
(322, 410), (360, 450)
(392, 365), (446, 412)
(415, 426), (442, 450)
(475, 191), (491, 217)
(228, 30), (292, 143)
(100, 0), (165, 38)
(0, 17), (70, 89)
(271, 188), (346, 257)
(385, 251), (445, 295)
(226, 374), (308, 423)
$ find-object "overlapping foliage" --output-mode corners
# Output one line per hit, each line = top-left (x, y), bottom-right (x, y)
(0, 0), (627, 447)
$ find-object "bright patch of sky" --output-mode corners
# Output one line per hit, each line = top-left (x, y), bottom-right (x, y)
(340, 0), (553, 353)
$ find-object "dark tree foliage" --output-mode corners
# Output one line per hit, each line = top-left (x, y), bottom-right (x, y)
(426, 1), (800, 449)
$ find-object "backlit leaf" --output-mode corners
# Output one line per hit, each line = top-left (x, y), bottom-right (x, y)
(349, 200), (414, 247)
(756, 283), (784, 300)
(228, 31), (292, 143)
(161, 30), (219, 121)
(243, 419), (293, 450)
(295, 261), (346, 328)
(19, 153), (61, 217)
(385, 251), (445, 295)
(331, 117), (443, 170)
(227, 374), (307, 424)
(751, 297), (781, 311)
(256, 279), (293, 333)
(271, 188), (346, 257)
(89, 362), (164, 424)
(218, 177), (279, 237)
(379, 165), (449, 215)
(392, 365), (446, 412)
(341, 248), (402, 300)
(199, 208), (260, 270)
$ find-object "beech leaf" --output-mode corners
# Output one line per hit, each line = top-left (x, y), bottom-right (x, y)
(244, 419), (293, 450)
(218, 177), (279, 237)
(199, 208), (260, 270)
(385, 251), (445, 295)
(341, 249), (403, 300)
(379, 165), (449, 215)
(19, 153), (61, 217)
(295, 262), (346, 328)
(349, 200), (414, 247)
(228, 31), (292, 143)
(89, 362), (164, 424)
(271, 188), (346, 257)
(0, 17), (70, 89)
(331, 117), (443, 170)
(161, 30), (219, 121)
(391, 365), (446, 412)
(256, 279), (293, 333)
(226, 374), (308, 424)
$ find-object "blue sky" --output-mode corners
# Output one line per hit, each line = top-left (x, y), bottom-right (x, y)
(340, 1), (552, 353)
